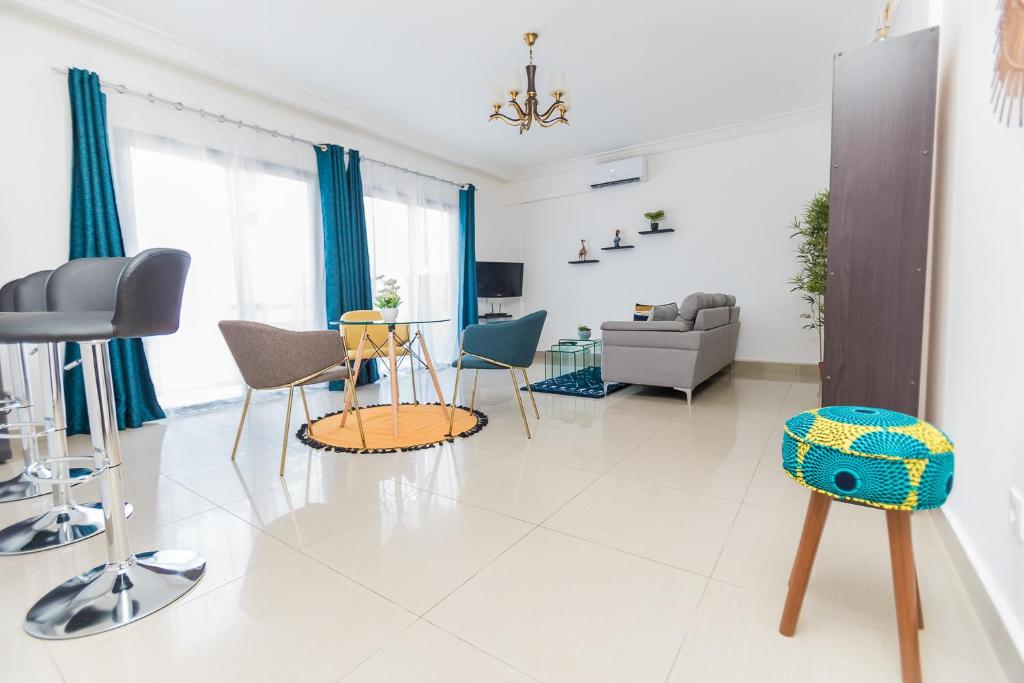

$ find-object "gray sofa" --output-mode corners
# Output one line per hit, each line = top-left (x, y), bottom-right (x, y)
(600, 293), (740, 404)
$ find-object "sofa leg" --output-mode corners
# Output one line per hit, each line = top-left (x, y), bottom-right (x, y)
(673, 387), (692, 406)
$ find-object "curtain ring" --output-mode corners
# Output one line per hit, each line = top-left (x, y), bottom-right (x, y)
(271, 130), (278, 138)
(218, 115), (226, 123)
(199, 109), (207, 118)
(174, 102), (184, 111)
(116, 84), (127, 94)
(146, 92), (155, 103)
(319, 144), (328, 151)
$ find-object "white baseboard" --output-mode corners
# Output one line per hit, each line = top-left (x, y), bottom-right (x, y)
(931, 509), (1024, 681)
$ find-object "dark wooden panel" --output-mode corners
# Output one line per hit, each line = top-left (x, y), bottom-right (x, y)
(823, 28), (938, 416)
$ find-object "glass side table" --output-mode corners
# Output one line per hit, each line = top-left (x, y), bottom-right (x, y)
(545, 339), (602, 381)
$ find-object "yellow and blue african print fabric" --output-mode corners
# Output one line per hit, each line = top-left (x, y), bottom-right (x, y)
(782, 406), (954, 511)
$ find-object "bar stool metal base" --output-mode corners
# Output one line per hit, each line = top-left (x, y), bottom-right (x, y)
(25, 549), (206, 639)
(0, 502), (132, 555)
(0, 472), (50, 503)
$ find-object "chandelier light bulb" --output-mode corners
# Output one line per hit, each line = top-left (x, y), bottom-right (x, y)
(491, 86), (505, 107)
(505, 67), (524, 96)
(548, 68), (566, 96)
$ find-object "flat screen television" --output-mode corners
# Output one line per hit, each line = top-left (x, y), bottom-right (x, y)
(476, 261), (523, 298)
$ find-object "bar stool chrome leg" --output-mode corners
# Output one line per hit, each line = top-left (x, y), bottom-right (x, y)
(0, 343), (118, 555)
(25, 340), (205, 640)
(0, 343), (51, 503)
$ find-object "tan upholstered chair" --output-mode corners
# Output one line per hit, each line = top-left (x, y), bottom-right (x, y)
(218, 321), (366, 475)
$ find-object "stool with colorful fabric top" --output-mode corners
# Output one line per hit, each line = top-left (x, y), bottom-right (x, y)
(777, 405), (954, 683)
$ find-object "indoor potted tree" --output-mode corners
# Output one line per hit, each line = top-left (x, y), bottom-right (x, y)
(643, 210), (665, 232)
(374, 275), (402, 323)
(789, 190), (829, 380)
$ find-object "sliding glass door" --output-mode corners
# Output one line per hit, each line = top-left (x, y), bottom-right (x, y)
(362, 161), (460, 364)
(113, 130), (324, 409)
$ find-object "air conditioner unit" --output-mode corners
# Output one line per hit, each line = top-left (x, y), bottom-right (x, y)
(585, 156), (647, 189)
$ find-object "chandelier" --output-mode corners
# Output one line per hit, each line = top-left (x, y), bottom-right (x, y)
(489, 32), (569, 134)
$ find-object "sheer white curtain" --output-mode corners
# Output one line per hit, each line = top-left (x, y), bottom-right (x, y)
(108, 104), (324, 409)
(360, 161), (460, 364)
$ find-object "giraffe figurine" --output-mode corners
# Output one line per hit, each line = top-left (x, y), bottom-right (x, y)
(578, 239), (588, 262)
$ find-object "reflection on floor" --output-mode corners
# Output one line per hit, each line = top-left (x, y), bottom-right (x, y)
(0, 364), (1005, 682)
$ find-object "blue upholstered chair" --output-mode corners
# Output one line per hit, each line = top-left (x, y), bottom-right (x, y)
(448, 310), (547, 438)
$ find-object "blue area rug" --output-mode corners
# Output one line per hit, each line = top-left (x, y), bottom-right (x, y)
(521, 366), (627, 399)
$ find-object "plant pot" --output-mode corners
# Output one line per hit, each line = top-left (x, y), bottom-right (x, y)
(578, 329), (592, 340)
(650, 222), (659, 231)
(380, 307), (399, 323)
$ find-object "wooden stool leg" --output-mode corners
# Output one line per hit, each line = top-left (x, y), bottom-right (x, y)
(779, 492), (832, 636)
(886, 510), (922, 683)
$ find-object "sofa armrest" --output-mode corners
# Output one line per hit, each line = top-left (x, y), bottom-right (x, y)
(600, 320), (694, 333)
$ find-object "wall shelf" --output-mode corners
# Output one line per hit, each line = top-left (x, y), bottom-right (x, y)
(568, 259), (600, 264)
(600, 245), (635, 251)
(638, 228), (675, 235)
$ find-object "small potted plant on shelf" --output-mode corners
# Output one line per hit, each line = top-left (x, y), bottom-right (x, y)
(577, 323), (592, 340)
(374, 275), (402, 323)
(643, 210), (665, 232)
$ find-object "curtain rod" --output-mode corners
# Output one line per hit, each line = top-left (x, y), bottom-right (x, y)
(51, 66), (469, 189)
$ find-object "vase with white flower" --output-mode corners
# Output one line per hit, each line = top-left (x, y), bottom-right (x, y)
(374, 275), (402, 323)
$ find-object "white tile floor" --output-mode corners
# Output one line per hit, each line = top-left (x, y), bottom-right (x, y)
(0, 363), (1005, 682)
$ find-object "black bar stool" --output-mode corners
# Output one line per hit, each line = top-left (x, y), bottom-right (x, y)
(0, 271), (112, 548)
(8, 248), (205, 639)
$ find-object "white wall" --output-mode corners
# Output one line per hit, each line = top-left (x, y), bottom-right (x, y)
(502, 115), (831, 361)
(923, 0), (1024, 663)
(0, 6), (517, 285)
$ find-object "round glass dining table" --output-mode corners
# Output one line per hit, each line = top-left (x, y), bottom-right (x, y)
(329, 317), (451, 438)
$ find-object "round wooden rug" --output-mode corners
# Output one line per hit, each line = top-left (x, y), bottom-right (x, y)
(296, 403), (487, 454)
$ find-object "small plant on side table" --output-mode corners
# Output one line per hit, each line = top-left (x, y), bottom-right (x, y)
(577, 323), (592, 340)
(374, 275), (402, 323)
(643, 210), (666, 231)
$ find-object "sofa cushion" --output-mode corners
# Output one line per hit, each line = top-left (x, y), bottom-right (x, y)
(694, 306), (731, 331)
(651, 303), (679, 321)
(602, 328), (702, 351)
(679, 292), (711, 321)
(601, 320), (693, 333)
(679, 292), (737, 321)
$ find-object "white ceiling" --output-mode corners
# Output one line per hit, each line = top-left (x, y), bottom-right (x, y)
(82, 0), (879, 176)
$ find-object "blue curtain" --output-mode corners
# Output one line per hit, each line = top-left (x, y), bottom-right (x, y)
(315, 144), (378, 387)
(64, 68), (165, 434)
(458, 184), (479, 331)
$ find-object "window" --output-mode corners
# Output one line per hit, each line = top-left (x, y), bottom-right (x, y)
(114, 131), (323, 408)
(361, 162), (460, 364)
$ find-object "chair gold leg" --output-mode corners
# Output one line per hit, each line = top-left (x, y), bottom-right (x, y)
(341, 328), (368, 428)
(409, 350), (419, 404)
(231, 387), (253, 461)
(447, 348), (465, 437)
(469, 370), (479, 413)
(522, 368), (540, 419)
(298, 385), (314, 437)
(280, 386), (294, 477)
(509, 368), (531, 439)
